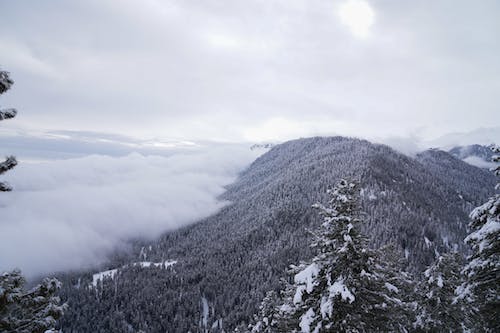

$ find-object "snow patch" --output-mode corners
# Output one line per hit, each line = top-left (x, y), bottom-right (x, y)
(329, 277), (355, 303)
(139, 246), (147, 260)
(436, 275), (444, 288)
(92, 269), (118, 287)
(465, 219), (500, 253)
(89, 260), (177, 288)
(201, 296), (209, 328)
(294, 285), (306, 304)
(75, 277), (81, 289)
(424, 236), (432, 248)
(320, 297), (333, 318)
(132, 260), (177, 268)
(294, 263), (320, 303)
(279, 303), (293, 313)
(441, 235), (449, 247)
(211, 318), (223, 329)
(384, 282), (399, 293)
(454, 283), (472, 303)
(299, 308), (316, 333)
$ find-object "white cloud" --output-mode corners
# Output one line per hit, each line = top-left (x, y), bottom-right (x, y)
(0, 145), (262, 277)
(462, 156), (495, 169)
(338, 0), (375, 38)
(1, 1), (499, 141)
(424, 127), (500, 149)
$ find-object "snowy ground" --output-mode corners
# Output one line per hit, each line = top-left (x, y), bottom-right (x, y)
(91, 260), (177, 287)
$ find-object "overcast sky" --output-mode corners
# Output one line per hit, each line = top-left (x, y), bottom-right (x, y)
(1, 0), (499, 143)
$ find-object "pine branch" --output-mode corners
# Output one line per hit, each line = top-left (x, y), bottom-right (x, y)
(0, 71), (14, 94)
(0, 156), (17, 175)
(0, 181), (13, 192)
(0, 70), (17, 192)
(0, 108), (17, 121)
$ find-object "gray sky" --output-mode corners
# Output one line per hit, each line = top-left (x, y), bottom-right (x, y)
(1, 0), (499, 142)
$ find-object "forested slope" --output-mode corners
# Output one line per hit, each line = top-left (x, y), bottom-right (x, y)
(58, 137), (495, 332)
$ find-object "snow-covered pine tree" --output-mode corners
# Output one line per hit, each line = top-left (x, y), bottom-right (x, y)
(277, 179), (411, 332)
(461, 145), (499, 332)
(415, 252), (471, 332)
(0, 69), (18, 192)
(273, 272), (301, 333)
(0, 269), (67, 333)
(377, 244), (418, 330)
(245, 290), (280, 333)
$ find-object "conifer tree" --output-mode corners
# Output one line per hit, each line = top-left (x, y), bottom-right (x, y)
(276, 180), (411, 332)
(461, 145), (499, 332)
(377, 244), (418, 330)
(0, 69), (18, 192)
(415, 252), (471, 332)
(246, 290), (280, 333)
(0, 270), (67, 333)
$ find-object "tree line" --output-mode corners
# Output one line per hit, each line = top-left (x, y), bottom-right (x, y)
(242, 161), (499, 332)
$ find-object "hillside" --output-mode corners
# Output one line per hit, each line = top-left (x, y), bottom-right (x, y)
(58, 137), (496, 332)
(448, 144), (496, 168)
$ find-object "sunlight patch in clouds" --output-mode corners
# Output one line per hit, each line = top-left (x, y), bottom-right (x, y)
(338, 0), (375, 38)
(206, 33), (242, 49)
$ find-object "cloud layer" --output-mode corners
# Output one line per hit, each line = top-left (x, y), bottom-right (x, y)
(0, 145), (261, 277)
(1, 0), (499, 141)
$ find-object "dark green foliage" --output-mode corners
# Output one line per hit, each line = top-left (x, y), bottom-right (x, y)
(245, 290), (280, 333)
(0, 270), (66, 333)
(462, 145), (499, 332)
(271, 180), (414, 332)
(0, 70), (14, 95)
(0, 69), (18, 192)
(416, 253), (471, 332)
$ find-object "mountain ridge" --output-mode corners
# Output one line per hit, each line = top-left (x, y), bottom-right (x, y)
(58, 136), (496, 332)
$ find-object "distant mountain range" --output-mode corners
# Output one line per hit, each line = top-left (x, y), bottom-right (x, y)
(448, 144), (496, 169)
(57, 136), (496, 332)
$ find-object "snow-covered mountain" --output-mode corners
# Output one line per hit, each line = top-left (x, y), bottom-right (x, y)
(448, 144), (496, 169)
(57, 136), (496, 332)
